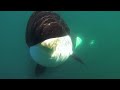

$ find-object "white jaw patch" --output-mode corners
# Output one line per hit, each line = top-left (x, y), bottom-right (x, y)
(41, 35), (73, 62)
(29, 35), (73, 67)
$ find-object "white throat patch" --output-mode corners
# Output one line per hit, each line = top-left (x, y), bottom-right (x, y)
(41, 35), (73, 62)
(29, 35), (73, 67)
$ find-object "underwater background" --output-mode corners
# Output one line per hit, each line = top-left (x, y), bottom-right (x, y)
(0, 11), (120, 79)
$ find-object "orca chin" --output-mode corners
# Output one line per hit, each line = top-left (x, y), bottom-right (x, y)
(29, 35), (73, 67)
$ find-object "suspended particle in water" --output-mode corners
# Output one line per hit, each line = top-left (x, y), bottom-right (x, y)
(89, 40), (95, 46)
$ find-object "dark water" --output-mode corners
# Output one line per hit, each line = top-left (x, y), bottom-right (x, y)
(0, 11), (120, 79)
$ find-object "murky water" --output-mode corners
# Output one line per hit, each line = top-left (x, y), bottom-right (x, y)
(0, 11), (120, 79)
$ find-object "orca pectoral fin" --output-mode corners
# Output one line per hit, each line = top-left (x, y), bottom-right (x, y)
(71, 54), (85, 65)
(35, 64), (47, 76)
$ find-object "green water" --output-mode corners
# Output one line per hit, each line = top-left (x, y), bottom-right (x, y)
(0, 11), (120, 79)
